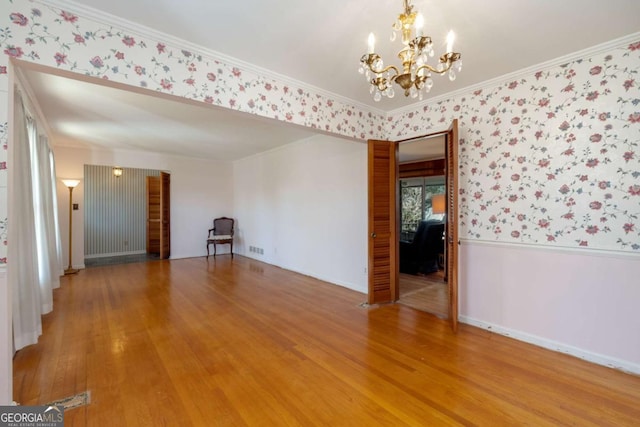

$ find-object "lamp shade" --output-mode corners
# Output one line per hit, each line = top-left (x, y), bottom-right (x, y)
(431, 193), (446, 214)
(61, 179), (80, 188)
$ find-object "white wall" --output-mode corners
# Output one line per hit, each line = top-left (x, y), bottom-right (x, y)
(234, 134), (368, 293)
(54, 146), (233, 262)
(460, 241), (640, 372)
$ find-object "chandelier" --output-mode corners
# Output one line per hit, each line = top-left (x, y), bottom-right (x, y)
(358, 0), (462, 101)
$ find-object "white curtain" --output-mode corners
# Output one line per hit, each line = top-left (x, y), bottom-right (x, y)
(9, 89), (64, 351)
(9, 91), (41, 349)
(49, 149), (64, 278)
(32, 134), (63, 311)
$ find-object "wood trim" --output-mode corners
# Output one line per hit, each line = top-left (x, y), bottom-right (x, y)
(446, 119), (459, 333)
(160, 171), (171, 260)
(146, 176), (160, 254)
(399, 158), (445, 179)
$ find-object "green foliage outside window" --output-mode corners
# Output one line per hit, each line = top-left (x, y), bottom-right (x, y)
(400, 181), (445, 240)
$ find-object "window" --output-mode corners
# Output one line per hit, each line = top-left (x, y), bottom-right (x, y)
(400, 178), (445, 241)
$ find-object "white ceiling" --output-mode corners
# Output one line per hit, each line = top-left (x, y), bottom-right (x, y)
(21, 68), (319, 161)
(21, 0), (640, 161)
(399, 134), (445, 163)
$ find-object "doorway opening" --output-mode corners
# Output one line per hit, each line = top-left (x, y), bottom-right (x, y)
(83, 165), (170, 267)
(397, 135), (448, 317)
(367, 119), (459, 331)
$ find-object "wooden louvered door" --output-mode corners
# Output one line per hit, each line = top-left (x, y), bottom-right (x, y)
(368, 139), (398, 304)
(146, 172), (171, 259)
(159, 172), (171, 260)
(446, 120), (459, 332)
(146, 176), (161, 255)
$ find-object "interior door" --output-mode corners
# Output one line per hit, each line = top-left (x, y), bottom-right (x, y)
(146, 176), (160, 254)
(368, 139), (398, 304)
(159, 171), (170, 259)
(146, 172), (170, 259)
(445, 119), (459, 332)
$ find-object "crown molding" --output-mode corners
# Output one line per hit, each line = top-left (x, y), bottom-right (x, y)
(38, 0), (387, 118)
(388, 31), (640, 117)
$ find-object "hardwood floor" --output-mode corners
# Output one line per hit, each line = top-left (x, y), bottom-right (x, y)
(398, 271), (448, 318)
(13, 256), (640, 426)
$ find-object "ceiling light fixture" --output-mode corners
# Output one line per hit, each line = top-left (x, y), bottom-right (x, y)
(113, 167), (123, 178)
(359, 0), (462, 101)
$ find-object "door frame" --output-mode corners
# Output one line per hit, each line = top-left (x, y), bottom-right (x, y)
(368, 120), (459, 331)
(145, 172), (171, 260)
(159, 171), (170, 259)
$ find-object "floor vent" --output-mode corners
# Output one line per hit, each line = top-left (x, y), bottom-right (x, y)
(47, 391), (90, 411)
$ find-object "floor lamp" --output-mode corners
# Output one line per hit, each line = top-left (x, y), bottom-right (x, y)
(61, 179), (80, 275)
(431, 193), (446, 216)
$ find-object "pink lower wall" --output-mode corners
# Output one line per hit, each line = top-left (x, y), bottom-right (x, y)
(460, 241), (640, 372)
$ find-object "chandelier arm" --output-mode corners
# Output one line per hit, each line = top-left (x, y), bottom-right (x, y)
(416, 62), (452, 76)
(365, 63), (400, 78)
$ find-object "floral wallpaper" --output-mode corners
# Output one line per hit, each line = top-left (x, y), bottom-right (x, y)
(387, 41), (640, 253)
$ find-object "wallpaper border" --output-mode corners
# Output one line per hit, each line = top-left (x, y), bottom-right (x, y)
(41, 0), (386, 118)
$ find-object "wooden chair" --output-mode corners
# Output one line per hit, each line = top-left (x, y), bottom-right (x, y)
(207, 217), (234, 258)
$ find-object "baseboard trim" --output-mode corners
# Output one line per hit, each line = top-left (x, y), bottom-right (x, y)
(235, 252), (367, 295)
(460, 316), (640, 375)
(84, 250), (146, 259)
(279, 263), (367, 296)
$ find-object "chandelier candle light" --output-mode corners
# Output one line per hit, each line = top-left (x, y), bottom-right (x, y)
(359, 0), (462, 101)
